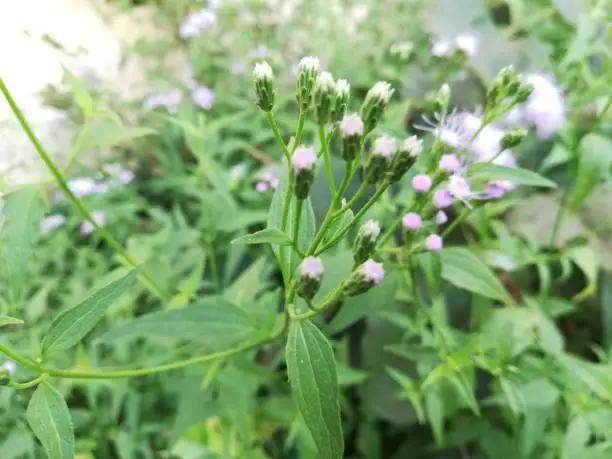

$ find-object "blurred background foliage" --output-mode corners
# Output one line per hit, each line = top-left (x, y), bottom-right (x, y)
(1, 0), (611, 458)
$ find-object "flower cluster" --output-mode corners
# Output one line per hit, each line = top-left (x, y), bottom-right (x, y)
(179, 8), (217, 39)
(255, 170), (279, 193)
(431, 32), (478, 58)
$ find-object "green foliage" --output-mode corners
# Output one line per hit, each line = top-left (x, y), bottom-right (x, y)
(0, 0), (610, 458)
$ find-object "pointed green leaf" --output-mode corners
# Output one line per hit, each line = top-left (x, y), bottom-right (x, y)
(285, 321), (344, 459)
(1, 186), (46, 303)
(470, 163), (557, 188)
(41, 268), (140, 355)
(568, 134), (612, 211)
(26, 382), (75, 459)
(0, 316), (24, 328)
(63, 65), (93, 118)
(231, 228), (293, 246)
(440, 247), (514, 305)
(99, 297), (258, 349)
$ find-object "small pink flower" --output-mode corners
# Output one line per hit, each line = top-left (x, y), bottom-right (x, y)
(412, 174), (432, 193)
(436, 211), (448, 225)
(341, 114), (364, 137)
(362, 260), (384, 285)
(292, 146), (317, 172)
(402, 212), (422, 230)
(300, 257), (324, 280)
(433, 189), (453, 208)
(255, 181), (268, 192)
(439, 154), (461, 172)
(425, 234), (443, 251)
(269, 177), (279, 189)
(373, 136), (396, 158)
(486, 182), (506, 199)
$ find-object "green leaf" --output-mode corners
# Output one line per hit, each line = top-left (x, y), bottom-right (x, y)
(99, 297), (258, 349)
(231, 228), (293, 246)
(562, 416), (590, 459)
(285, 321), (344, 459)
(440, 247), (514, 305)
(79, 119), (156, 152)
(386, 367), (425, 423)
(26, 382), (75, 459)
(567, 245), (598, 301)
(470, 163), (557, 188)
(499, 377), (525, 415)
(41, 268), (139, 355)
(568, 134), (612, 211)
(63, 65), (93, 118)
(1, 186), (46, 302)
(0, 316), (24, 328)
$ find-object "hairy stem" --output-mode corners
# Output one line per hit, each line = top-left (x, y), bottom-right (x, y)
(0, 78), (170, 303)
(318, 124), (336, 198)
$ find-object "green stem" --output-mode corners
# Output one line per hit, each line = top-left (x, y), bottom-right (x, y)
(316, 182), (390, 256)
(0, 78), (170, 303)
(293, 199), (303, 249)
(333, 181), (369, 218)
(294, 112), (306, 151)
(265, 112), (291, 160)
(0, 315), (289, 380)
(318, 124), (336, 198)
(208, 243), (221, 292)
(442, 207), (471, 238)
(292, 285), (345, 321)
(8, 373), (49, 390)
(306, 162), (354, 255)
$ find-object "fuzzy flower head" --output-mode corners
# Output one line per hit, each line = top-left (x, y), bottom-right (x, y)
(361, 260), (385, 285)
(315, 71), (335, 91)
(439, 154), (462, 173)
(447, 174), (472, 201)
(191, 85), (214, 110)
(68, 177), (99, 197)
(253, 61), (273, 80)
(1, 361), (16, 375)
(416, 110), (468, 150)
(142, 89), (183, 113)
(292, 146), (317, 172)
(179, 8), (217, 39)
(425, 234), (443, 251)
(436, 211), (448, 225)
(521, 74), (566, 139)
(335, 79), (350, 97)
(298, 56), (320, 73)
(412, 174), (432, 193)
(40, 215), (66, 234)
(362, 219), (381, 239)
(341, 114), (364, 137)
(431, 39), (453, 57)
(402, 212), (422, 231)
(299, 256), (324, 280)
(255, 181), (268, 193)
(401, 136), (423, 158)
(433, 189), (453, 208)
(366, 81), (394, 104)
(454, 33), (478, 57)
(373, 136), (397, 158)
(80, 211), (106, 235)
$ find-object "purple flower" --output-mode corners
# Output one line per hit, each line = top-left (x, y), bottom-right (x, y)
(439, 154), (461, 172)
(433, 189), (453, 208)
(191, 85), (214, 110)
(341, 114), (364, 137)
(486, 182), (506, 199)
(255, 181), (268, 193)
(40, 215), (66, 234)
(373, 136), (396, 158)
(179, 8), (217, 39)
(402, 212), (422, 230)
(435, 211), (448, 225)
(292, 146), (317, 172)
(425, 234), (443, 251)
(361, 260), (384, 285)
(299, 257), (324, 280)
(80, 211), (106, 235)
(412, 174), (432, 193)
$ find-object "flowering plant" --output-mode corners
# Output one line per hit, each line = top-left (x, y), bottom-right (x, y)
(0, 0), (611, 458)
